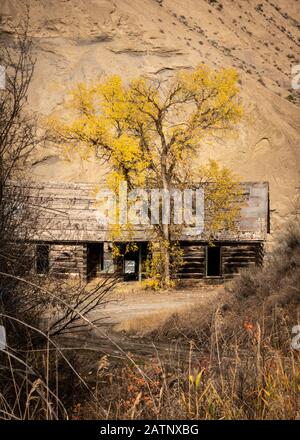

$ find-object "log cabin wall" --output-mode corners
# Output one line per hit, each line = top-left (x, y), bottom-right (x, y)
(179, 241), (264, 280)
(23, 180), (269, 281)
(222, 242), (264, 279)
(48, 243), (86, 278)
(33, 240), (264, 281)
(179, 243), (206, 279)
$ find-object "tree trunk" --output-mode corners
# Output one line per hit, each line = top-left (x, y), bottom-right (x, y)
(160, 226), (171, 288)
(160, 144), (171, 288)
(156, 116), (172, 288)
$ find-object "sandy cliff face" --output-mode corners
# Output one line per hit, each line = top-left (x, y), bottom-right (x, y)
(1, 0), (300, 233)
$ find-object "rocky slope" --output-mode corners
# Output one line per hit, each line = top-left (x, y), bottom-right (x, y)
(1, 0), (300, 234)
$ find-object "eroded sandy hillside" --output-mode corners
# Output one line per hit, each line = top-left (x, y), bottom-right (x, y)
(1, 0), (300, 235)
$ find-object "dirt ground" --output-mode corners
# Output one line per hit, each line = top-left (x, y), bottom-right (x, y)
(87, 281), (223, 335)
(58, 281), (225, 365)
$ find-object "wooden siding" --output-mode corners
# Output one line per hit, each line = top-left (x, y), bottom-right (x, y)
(178, 242), (264, 280)
(179, 244), (206, 279)
(49, 243), (86, 278)
(33, 241), (265, 281)
(222, 243), (262, 279)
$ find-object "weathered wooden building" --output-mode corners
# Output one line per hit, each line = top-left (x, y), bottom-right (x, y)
(26, 181), (269, 282)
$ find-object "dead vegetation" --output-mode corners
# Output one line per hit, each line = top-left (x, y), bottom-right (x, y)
(0, 16), (119, 420)
(2, 220), (299, 419)
(72, 220), (299, 420)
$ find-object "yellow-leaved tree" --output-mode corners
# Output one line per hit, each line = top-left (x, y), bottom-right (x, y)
(50, 65), (243, 288)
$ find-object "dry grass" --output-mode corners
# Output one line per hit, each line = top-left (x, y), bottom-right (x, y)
(1, 221), (300, 420)
(113, 304), (200, 335)
(80, 220), (300, 420)
(74, 324), (300, 420)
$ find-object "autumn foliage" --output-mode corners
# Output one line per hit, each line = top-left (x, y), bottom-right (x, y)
(50, 65), (243, 287)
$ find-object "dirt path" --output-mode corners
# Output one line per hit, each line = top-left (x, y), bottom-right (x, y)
(87, 282), (222, 332)
(59, 282), (224, 370)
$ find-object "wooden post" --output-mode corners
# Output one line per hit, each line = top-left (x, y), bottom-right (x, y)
(138, 244), (142, 282)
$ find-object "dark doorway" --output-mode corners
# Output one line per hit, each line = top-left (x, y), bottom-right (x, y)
(87, 243), (103, 280)
(206, 245), (221, 277)
(36, 244), (50, 274)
